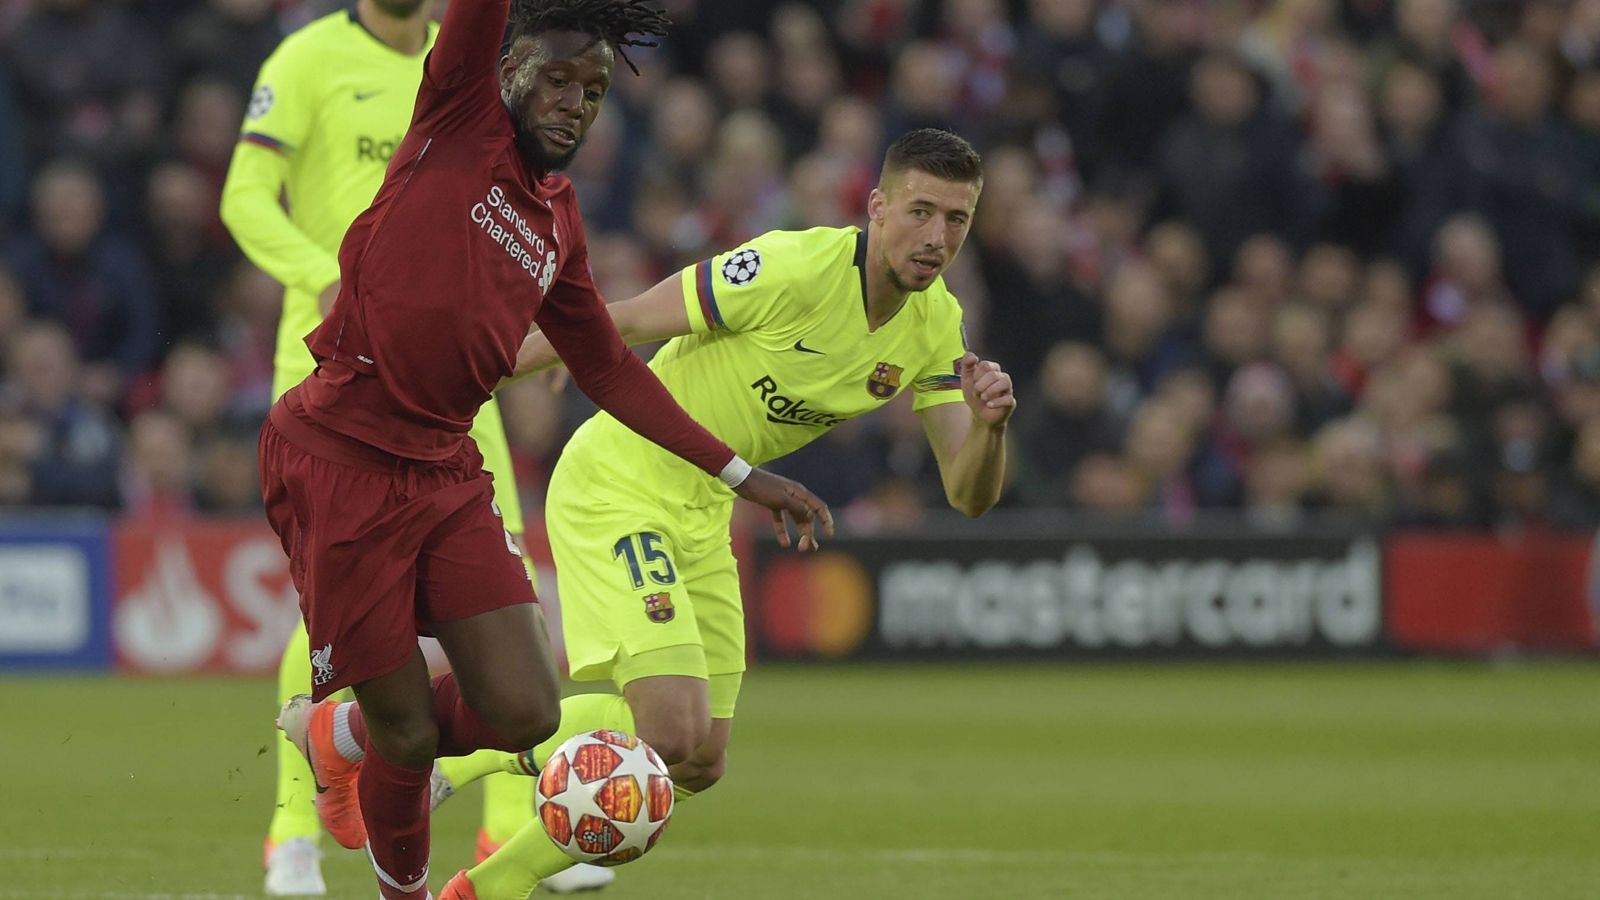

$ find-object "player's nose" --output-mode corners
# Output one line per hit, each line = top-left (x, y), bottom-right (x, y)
(556, 84), (583, 115)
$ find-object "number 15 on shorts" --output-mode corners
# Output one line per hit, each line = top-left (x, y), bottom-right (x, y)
(612, 532), (677, 589)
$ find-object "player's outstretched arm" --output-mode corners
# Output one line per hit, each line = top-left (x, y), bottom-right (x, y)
(920, 352), (1015, 517)
(506, 273), (692, 382)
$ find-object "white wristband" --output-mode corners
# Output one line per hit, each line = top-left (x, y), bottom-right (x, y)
(718, 455), (752, 488)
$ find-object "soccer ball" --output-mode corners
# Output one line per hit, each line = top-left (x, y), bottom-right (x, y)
(536, 730), (674, 866)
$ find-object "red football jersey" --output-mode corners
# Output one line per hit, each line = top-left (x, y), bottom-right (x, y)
(296, 0), (733, 475)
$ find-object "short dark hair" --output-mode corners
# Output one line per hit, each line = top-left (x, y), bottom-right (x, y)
(508, 0), (670, 75)
(880, 129), (983, 188)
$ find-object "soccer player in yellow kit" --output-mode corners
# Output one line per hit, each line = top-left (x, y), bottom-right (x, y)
(429, 128), (1016, 899)
(219, 1), (605, 893)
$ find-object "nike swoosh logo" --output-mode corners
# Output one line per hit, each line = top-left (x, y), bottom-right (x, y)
(792, 339), (825, 355)
(354, 91), (383, 101)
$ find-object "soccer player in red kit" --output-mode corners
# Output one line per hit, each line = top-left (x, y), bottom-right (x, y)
(258, 1), (832, 897)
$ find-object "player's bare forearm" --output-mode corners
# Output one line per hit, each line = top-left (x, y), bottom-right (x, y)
(922, 353), (1015, 517)
(943, 417), (1007, 517)
(505, 328), (561, 384)
(607, 274), (695, 345)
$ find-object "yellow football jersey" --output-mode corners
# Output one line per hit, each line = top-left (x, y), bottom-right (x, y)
(563, 225), (968, 507)
(221, 10), (437, 397)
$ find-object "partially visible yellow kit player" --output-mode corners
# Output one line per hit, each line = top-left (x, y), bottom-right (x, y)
(218, 1), (606, 893)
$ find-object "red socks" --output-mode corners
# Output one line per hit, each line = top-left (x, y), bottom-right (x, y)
(358, 745), (432, 899)
(348, 672), (518, 899)
(430, 672), (520, 756)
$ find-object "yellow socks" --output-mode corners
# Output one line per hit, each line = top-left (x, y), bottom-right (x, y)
(478, 771), (535, 844)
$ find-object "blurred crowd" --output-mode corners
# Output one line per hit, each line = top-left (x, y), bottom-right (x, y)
(8, 0), (1600, 531)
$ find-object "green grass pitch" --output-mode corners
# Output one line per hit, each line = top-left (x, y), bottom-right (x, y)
(2, 661), (1597, 898)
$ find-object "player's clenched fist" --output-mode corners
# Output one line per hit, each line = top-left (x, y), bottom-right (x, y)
(958, 351), (1015, 427)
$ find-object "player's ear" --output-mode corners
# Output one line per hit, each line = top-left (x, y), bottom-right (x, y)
(867, 188), (886, 224)
(498, 54), (514, 94)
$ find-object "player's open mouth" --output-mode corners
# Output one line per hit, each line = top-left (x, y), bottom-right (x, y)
(542, 126), (577, 148)
(911, 257), (940, 276)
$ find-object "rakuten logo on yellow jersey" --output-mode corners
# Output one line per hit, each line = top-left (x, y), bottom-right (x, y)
(750, 376), (845, 427)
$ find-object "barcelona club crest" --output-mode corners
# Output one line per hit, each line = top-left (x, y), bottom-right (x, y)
(643, 592), (675, 623)
(867, 362), (902, 399)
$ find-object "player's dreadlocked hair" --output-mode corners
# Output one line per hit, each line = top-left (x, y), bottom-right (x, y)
(507, 0), (670, 76)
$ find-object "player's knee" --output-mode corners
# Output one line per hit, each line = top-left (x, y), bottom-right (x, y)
(370, 715), (438, 770)
(485, 698), (561, 751)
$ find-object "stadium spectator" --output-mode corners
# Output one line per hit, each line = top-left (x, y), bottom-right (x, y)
(884, 40), (964, 136)
(706, 31), (772, 112)
(1310, 416), (1390, 516)
(979, 196), (1092, 384)
(1100, 260), (1192, 401)
(1015, 0), (1109, 162)
(1159, 50), (1318, 271)
(1369, 0), (1476, 115)
(1014, 341), (1123, 507)
(0, 320), (121, 508)
(1230, 233), (1298, 307)
(1380, 60), (1456, 269)
(1452, 41), (1582, 318)
(1201, 287), (1272, 386)
(1071, 452), (1146, 514)
(1124, 397), (1199, 525)
(119, 408), (194, 515)
(8, 160), (160, 401)
(6, 0), (166, 200)
(1271, 303), (1350, 433)
(167, 0), (284, 95)
(1143, 219), (1209, 317)
(0, 61), (25, 234)
(1095, 0), (1198, 180)
(144, 162), (235, 343)
(771, 9), (843, 157)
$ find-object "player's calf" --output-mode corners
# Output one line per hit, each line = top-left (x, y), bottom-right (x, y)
(623, 674), (712, 765)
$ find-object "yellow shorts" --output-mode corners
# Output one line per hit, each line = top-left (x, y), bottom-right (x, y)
(547, 458), (744, 718)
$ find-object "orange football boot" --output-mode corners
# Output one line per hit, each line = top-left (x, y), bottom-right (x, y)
(277, 695), (367, 849)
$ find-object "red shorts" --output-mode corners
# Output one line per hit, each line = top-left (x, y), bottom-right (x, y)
(260, 390), (535, 701)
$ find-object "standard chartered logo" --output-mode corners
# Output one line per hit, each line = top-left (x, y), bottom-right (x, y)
(470, 184), (557, 294)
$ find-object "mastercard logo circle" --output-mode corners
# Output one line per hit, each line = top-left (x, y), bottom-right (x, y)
(756, 552), (873, 657)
